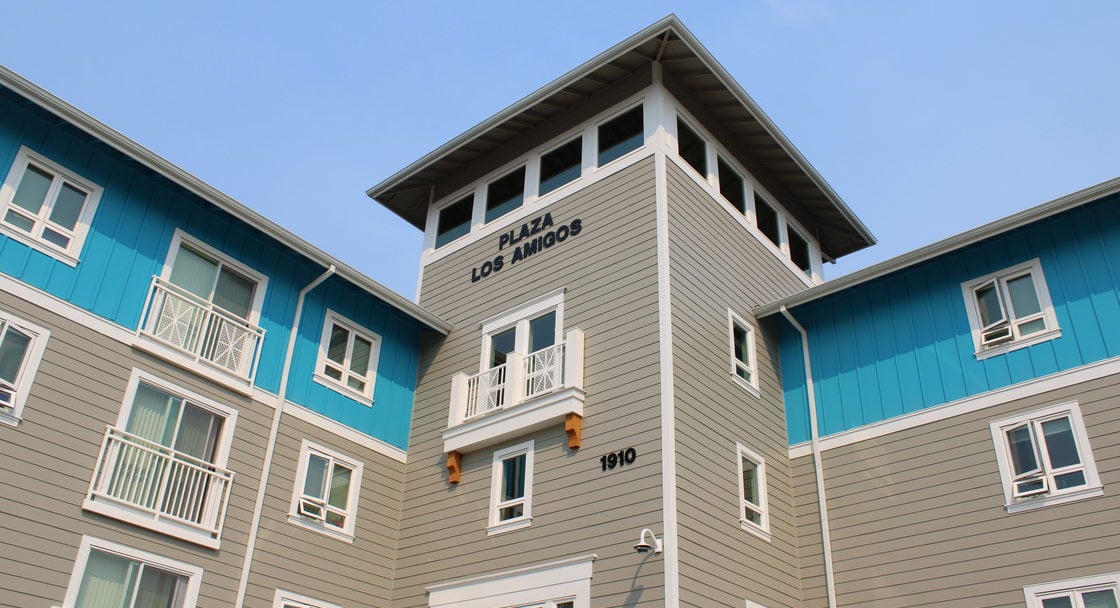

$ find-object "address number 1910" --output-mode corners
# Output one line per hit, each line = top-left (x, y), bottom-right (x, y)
(600, 447), (637, 471)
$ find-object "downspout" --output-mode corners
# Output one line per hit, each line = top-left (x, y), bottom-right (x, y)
(779, 306), (838, 608)
(234, 264), (336, 608)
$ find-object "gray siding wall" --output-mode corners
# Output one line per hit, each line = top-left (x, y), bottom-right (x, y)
(0, 290), (268, 607)
(664, 160), (811, 608)
(395, 157), (667, 608)
(242, 414), (405, 608)
(793, 370), (1120, 607)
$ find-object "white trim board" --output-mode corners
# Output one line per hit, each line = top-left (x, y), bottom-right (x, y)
(0, 272), (406, 459)
(427, 554), (596, 608)
(788, 355), (1120, 459)
(282, 400), (407, 463)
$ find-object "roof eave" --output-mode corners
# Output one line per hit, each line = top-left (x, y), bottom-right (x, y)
(0, 65), (451, 335)
(755, 175), (1120, 318)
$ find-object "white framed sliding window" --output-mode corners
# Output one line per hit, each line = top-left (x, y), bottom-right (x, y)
(60, 536), (203, 608)
(1024, 572), (1120, 608)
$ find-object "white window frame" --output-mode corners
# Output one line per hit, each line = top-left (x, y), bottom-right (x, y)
(479, 289), (565, 372)
(990, 402), (1102, 513)
(728, 310), (759, 395)
(428, 554), (594, 608)
(82, 369), (238, 547)
(962, 258), (1060, 359)
(736, 442), (770, 541)
(668, 102), (822, 283)
(488, 439), (535, 535)
(273, 589), (343, 608)
(312, 310), (382, 404)
(594, 101), (647, 169)
(674, 113), (709, 180)
(0, 309), (49, 427)
(160, 229), (269, 325)
(0, 146), (103, 266)
(60, 535), (204, 608)
(1024, 572), (1120, 608)
(289, 439), (364, 542)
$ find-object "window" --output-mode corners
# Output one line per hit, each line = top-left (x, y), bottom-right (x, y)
(963, 259), (1059, 356)
(485, 166), (526, 224)
(470, 291), (564, 418)
(83, 371), (237, 548)
(0, 310), (49, 426)
(736, 443), (770, 540)
(1025, 573), (1120, 608)
(717, 156), (747, 214)
(990, 402), (1102, 513)
(140, 231), (267, 380)
(0, 146), (102, 264)
(61, 536), (203, 608)
(291, 440), (363, 540)
(314, 311), (381, 403)
(786, 225), (812, 275)
(273, 590), (342, 608)
(539, 137), (583, 196)
(597, 105), (644, 166)
(489, 440), (534, 534)
(435, 194), (474, 248)
(728, 310), (758, 393)
(676, 116), (707, 177)
(754, 193), (780, 247)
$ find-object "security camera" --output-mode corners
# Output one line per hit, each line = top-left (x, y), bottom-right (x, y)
(635, 528), (663, 555)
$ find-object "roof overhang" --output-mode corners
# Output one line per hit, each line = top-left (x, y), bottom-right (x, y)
(756, 175), (1120, 318)
(0, 65), (450, 335)
(366, 15), (875, 260)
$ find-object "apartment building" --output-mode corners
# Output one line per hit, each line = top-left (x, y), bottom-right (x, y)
(1, 14), (1117, 608)
(0, 65), (450, 608)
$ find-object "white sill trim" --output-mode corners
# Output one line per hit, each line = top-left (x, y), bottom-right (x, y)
(974, 329), (1062, 360)
(740, 519), (772, 542)
(311, 373), (374, 406)
(487, 516), (533, 536)
(82, 499), (221, 550)
(1005, 486), (1103, 514)
(0, 224), (81, 267)
(286, 514), (356, 543)
(132, 336), (254, 396)
(443, 386), (584, 453)
(0, 409), (19, 427)
(731, 373), (760, 398)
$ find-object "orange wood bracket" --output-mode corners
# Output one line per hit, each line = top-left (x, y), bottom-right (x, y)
(565, 413), (582, 449)
(446, 451), (462, 484)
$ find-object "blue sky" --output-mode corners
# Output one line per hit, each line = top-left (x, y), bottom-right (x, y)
(2, 2), (1118, 297)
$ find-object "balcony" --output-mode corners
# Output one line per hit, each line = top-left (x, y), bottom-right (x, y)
(136, 277), (265, 385)
(444, 328), (584, 454)
(83, 426), (234, 549)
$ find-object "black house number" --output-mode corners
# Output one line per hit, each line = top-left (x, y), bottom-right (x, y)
(600, 448), (637, 471)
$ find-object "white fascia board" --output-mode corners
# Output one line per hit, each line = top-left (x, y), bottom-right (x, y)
(758, 175), (1120, 318)
(0, 64), (449, 335)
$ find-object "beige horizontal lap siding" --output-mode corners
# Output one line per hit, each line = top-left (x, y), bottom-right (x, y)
(241, 414), (404, 608)
(793, 367), (1120, 607)
(663, 162), (810, 608)
(394, 157), (667, 608)
(0, 290), (270, 608)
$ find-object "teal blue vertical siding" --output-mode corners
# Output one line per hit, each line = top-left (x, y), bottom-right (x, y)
(0, 87), (425, 447)
(285, 277), (424, 449)
(783, 195), (1120, 444)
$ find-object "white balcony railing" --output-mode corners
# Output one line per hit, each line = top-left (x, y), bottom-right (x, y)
(451, 328), (584, 426)
(137, 277), (265, 381)
(87, 426), (234, 539)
